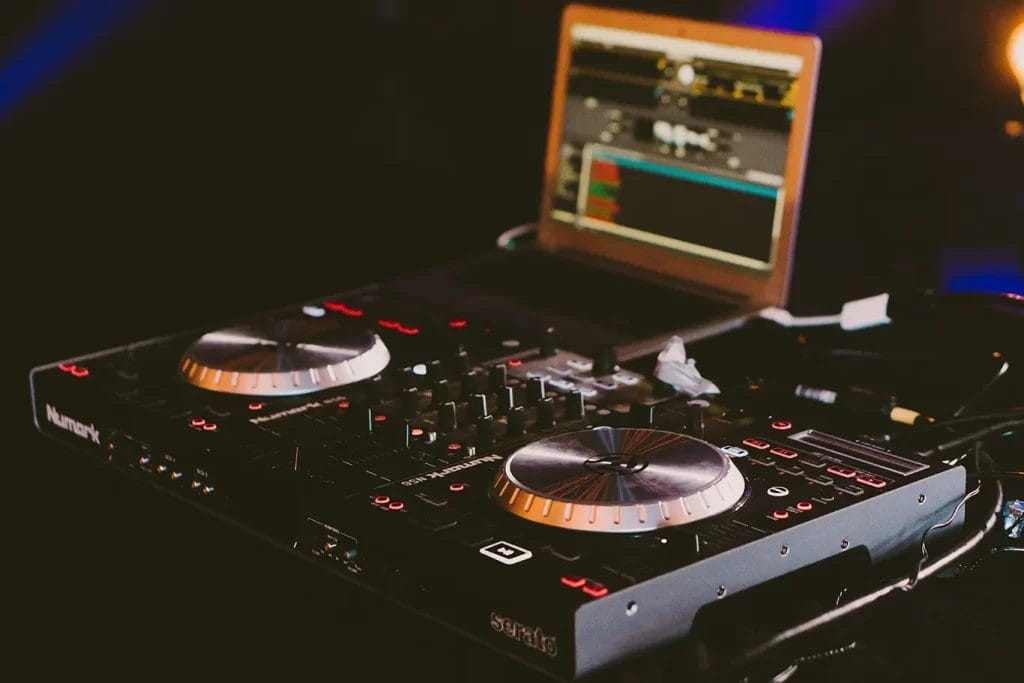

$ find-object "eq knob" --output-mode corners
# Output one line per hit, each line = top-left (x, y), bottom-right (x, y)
(526, 377), (547, 405)
(564, 389), (585, 420)
(488, 364), (508, 392)
(462, 369), (484, 396)
(431, 379), (451, 405)
(438, 401), (458, 433)
(540, 327), (558, 357)
(392, 419), (412, 449)
(536, 396), (556, 429)
(368, 374), (388, 402)
(400, 386), (420, 417)
(593, 346), (618, 376)
(631, 402), (656, 426)
(687, 399), (709, 440)
(353, 406), (374, 434)
(506, 405), (526, 437)
(476, 414), (495, 448)
(497, 385), (516, 413)
(450, 345), (472, 373)
(427, 359), (445, 380)
(469, 393), (489, 419)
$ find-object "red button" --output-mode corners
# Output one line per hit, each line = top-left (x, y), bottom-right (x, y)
(323, 301), (364, 317)
(411, 428), (425, 437)
(772, 509), (790, 520)
(827, 465), (857, 479)
(387, 501), (405, 511)
(508, 359), (523, 367)
(190, 417), (206, 427)
(449, 482), (466, 492)
(248, 402), (264, 411)
(581, 580), (608, 598)
(70, 366), (90, 378)
(796, 501), (813, 512)
(373, 495), (390, 505)
(448, 443), (462, 451)
(449, 319), (468, 329)
(742, 438), (771, 450)
(337, 400), (350, 409)
(58, 363), (76, 373)
(856, 475), (887, 489)
(770, 446), (799, 459)
(202, 423), (218, 432)
(560, 575), (586, 589)
(373, 414), (388, 423)
(771, 420), (793, 430)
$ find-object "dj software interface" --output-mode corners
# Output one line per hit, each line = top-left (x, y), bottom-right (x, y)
(551, 24), (803, 270)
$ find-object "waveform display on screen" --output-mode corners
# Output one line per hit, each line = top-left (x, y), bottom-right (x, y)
(578, 151), (780, 267)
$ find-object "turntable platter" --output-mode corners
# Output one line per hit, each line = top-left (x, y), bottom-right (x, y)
(490, 427), (745, 532)
(180, 315), (390, 396)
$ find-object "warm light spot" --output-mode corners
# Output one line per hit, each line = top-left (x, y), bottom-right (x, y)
(1009, 21), (1024, 102)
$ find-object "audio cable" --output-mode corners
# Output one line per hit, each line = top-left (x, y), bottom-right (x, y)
(722, 452), (1005, 682)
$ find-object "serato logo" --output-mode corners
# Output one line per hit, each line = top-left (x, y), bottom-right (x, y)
(490, 612), (558, 658)
(45, 404), (100, 444)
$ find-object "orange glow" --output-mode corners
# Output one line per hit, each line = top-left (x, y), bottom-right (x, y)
(1010, 21), (1024, 103)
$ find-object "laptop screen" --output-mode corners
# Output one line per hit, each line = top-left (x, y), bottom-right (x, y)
(548, 23), (806, 272)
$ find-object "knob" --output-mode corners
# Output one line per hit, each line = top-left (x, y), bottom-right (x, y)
(450, 345), (471, 373)
(488, 364), (508, 392)
(469, 393), (489, 419)
(462, 369), (484, 396)
(540, 327), (558, 357)
(497, 385), (516, 413)
(506, 405), (526, 436)
(427, 360), (445, 380)
(438, 401), (458, 433)
(368, 374), (388, 402)
(400, 386), (420, 417)
(392, 419), (412, 449)
(431, 379), (451, 405)
(475, 414), (495, 448)
(653, 378), (677, 398)
(526, 377), (546, 404)
(593, 346), (618, 376)
(353, 406), (374, 434)
(536, 396), (556, 429)
(564, 389), (585, 420)
(631, 402), (655, 426)
(398, 366), (420, 389)
(687, 399), (708, 440)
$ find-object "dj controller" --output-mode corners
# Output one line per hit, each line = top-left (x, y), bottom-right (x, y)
(29, 250), (968, 679)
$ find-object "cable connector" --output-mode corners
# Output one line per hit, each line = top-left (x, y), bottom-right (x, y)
(839, 293), (892, 330)
(759, 293), (892, 331)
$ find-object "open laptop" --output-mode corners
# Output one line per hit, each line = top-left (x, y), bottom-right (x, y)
(534, 4), (821, 359)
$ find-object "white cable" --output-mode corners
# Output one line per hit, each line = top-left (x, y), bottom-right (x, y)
(495, 223), (537, 249)
(759, 293), (892, 331)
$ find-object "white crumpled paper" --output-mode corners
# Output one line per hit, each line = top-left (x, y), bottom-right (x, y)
(653, 335), (720, 397)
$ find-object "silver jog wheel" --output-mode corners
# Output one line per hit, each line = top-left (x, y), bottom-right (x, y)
(180, 314), (390, 396)
(490, 427), (745, 532)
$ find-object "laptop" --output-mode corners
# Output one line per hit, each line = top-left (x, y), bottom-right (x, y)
(533, 4), (821, 359)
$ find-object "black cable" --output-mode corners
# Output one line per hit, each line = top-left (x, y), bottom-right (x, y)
(906, 483), (981, 589)
(918, 419), (1024, 457)
(897, 410), (1024, 438)
(952, 358), (1011, 417)
(967, 471), (1024, 479)
(724, 468), (1004, 679)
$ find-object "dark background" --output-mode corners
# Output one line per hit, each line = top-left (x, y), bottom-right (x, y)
(6, 0), (1022, 679)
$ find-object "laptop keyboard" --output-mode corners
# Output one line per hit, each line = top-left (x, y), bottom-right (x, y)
(456, 251), (739, 339)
